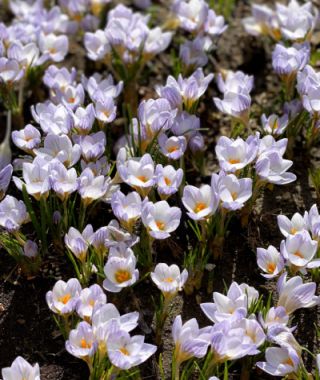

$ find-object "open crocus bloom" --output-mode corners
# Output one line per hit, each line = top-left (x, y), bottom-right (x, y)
(1, 356), (40, 380)
(257, 245), (284, 279)
(76, 284), (107, 321)
(215, 135), (258, 173)
(0, 195), (30, 232)
(280, 231), (319, 272)
(172, 315), (211, 364)
(151, 263), (188, 296)
(158, 134), (187, 160)
(261, 113), (288, 136)
(103, 252), (139, 293)
(64, 225), (94, 262)
(257, 346), (300, 377)
(201, 282), (259, 323)
(107, 330), (157, 370)
(182, 184), (218, 221)
(111, 190), (142, 231)
(46, 278), (82, 315)
(277, 273), (319, 314)
(66, 321), (97, 359)
(141, 200), (181, 239)
(259, 306), (289, 330)
(277, 212), (306, 237)
(12, 124), (41, 153)
(155, 164), (183, 199)
(211, 172), (252, 211)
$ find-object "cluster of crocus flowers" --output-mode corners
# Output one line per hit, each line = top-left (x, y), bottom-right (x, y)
(46, 278), (156, 376)
(243, 0), (318, 42)
(257, 204), (320, 277)
(171, 0), (227, 73)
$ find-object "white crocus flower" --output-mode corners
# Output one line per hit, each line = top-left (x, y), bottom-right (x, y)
(151, 263), (188, 297)
(257, 245), (284, 278)
(1, 356), (40, 380)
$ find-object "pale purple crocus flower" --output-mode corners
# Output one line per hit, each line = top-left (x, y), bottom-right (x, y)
(141, 200), (181, 239)
(49, 160), (78, 201)
(257, 346), (300, 377)
(105, 219), (139, 249)
(211, 171), (252, 211)
(277, 212), (307, 239)
(0, 195), (30, 232)
(31, 102), (73, 135)
(23, 240), (38, 258)
(84, 30), (110, 61)
(8, 41), (39, 69)
(255, 151), (296, 185)
(205, 9), (227, 37)
(259, 306), (289, 330)
(173, 0), (209, 33)
(82, 73), (123, 101)
(201, 282), (259, 323)
(158, 134), (187, 160)
(272, 43), (310, 79)
(65, 225), (94, 262)
(76, 284), (107, 321)
(111, 190), (142, 231)
(143, 27), (173, 59)
(1, 357), (40, 380)
(261, 114), (288, 135)
(296, 65), (320, 96)
(276, 0), (317, 41)
(103, 250), (139, 293)
(215, 135), (259, 173)
(216, 70), (254, 94)
(179, 36), (209, 71)
(66, 321), (97, 359)
(151, 264), (188, 296)
(257, 245), (284, 279)
(116, 148), (155, 197)
(155, 164), (183, 199)
(34, 133), (81, 168)
(280, 231), (320, 272)
(277, 272), (319, 314)
(13, 156), (51, 200)
(107, 330), (157, 370)
(242, 4), (280, 39)
(60, 84), (85, 110)
(74, 131), (106, 162)
(182, 184), (219, 221)
(0, 57), (24, 83)
(172, 315), (211, 365)
(43, 65), (77, 93)
(94, 96), (117, 124)
(214, 91), (251, 125)
(0, 164), (13, 200)
(257, 135), (288, 157)
(171, 111), (200, 138)
(267, 325), (302, 354)
(72, 104), (96, 135)
(12, 124), (41, 153)
(38, 32), (69, 64)
(78, 168), (110, 206)
(46, 278), (82, 315)
(304, 204), (320, 240)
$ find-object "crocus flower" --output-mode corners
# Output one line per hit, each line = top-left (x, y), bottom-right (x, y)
(78, 168), (110, 206)
(105, 219), (139, 248)
(151, 263), (188, 296)
(74, 131), (106, 162)
(172, 315), (211, 365)
(38, 32), (69, 64)
(261, 114), (288, 136)
(158, 134), (187, 160)
(267, 325), (302, 354)
(257, 245), (284, 278)
(278, 212), (311, 238)
(201, 282), (259, 323)
(84, 29), (110, 61)
(141, 200), (181, 239)
(216, 135), (259, 173)
(103, 251), (139, 293)
(107, 330), (157, 370)
(82, 73), (123, 101)
(1, 356), (40, 380)
(35, 133), (81, 168)
(76, 284), (107, 321)
(214, 90), (251, 125)
(64, 225), (94, 262)
(257, 346), (300, 377)
(72, 104), (95, 135)
(143, 27), (173, 59)
(12, 124), (41, 153)
(155, 164), (183, 199)
(0, 57), (24, 83)
(216, 70), (254, 94)
(179, 36), (209, 71)
(259, 306), (289, 330)
(280, 231), (319, 272)
(173, 0), (209, 33)
(277, 273), (319, 314)
(23, 240), (38, 258)
(111, 190), (142, 231)
(171, 111), (200, 138)
(256, 150), (296, 185)
(276, 0), (317, 41)
(66, 321), (97, 359)
(0, 164), (13, 200)
(117, 148), (155, 197)
(49, 161), (78, 201)
(182, 184), (218, 221)
(46, 278), (82, 315)
(205, 9), (227, 36)
(211, 172), (252, 211)
(94, 96), (117, 124)
(0, 195), (30, 232)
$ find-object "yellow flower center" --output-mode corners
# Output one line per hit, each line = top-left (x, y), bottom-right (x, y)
(194, 202), (206, 213)
(120, 347), (129, 356)
(283, 357), (294, 367)
(80, 338), (92, 349)
(164, 177), (171, 186)
(59, 293), (71, 304)
(294, 251), (304, 258)
(115, 269), (132, 284)
(266, 262), (276, 273)
(163, 277), (174, 283)
(231, 192), (238, 200)
(156, 221), (166, 230)
(49, 48), (56, 55)
(290, 227), (297, 234)
(228, 159), (240, 164)
(137, 175), (148, 183)
(167, 146), (178, 153)
(68, 97), (76, 104)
